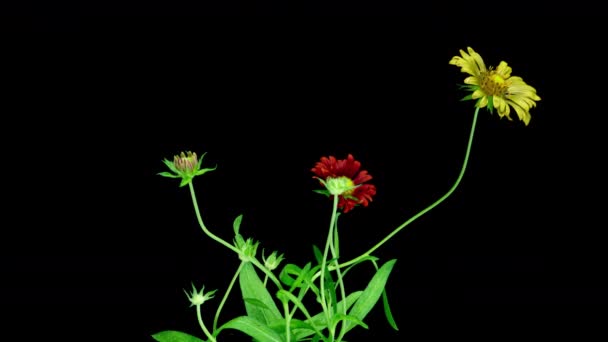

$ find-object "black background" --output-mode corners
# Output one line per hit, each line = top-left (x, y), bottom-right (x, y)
(3, 6), (607, 342)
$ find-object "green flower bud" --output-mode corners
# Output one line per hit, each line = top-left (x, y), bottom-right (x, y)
(184, 283), (216, 307)
(235, 236), (259, 262)
(158, 151), (216, 187)
(262, 250), (285, 271)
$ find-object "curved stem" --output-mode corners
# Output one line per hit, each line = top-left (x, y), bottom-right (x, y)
(339, 106), (480, 269)
(188, 182), (283, 290)
(188, 182), (241, 255)
(196, 305), (217, 342)
(213, 261), (245, 332)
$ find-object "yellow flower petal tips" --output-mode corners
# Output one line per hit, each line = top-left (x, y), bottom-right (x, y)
(450, 47), (541, 125)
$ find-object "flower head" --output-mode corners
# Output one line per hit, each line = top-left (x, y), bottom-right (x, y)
(234, 235), (260, 262)
(449, 47), (541, 125)
(158, 151), (216, 187)
(312, 154), (376, 213)
(262, 250), (285, 271)
(184, 283), (217, 307)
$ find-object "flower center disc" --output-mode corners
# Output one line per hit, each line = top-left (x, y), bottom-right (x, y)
(481, 71), (509, 96)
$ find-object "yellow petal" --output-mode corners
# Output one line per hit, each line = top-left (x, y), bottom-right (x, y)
(467, 47), (487, 74)
(496, 61), (512, 78)
(453, 48), (484, 77)
(494, 96), (511, 119)
(478, 96), (488, 108)
(472, 89), (486, 99)
(506, 94), (537, 110)
(508, 100), (532, 126)
(464, 76), (479, 85)
(449, 56), (477, 76)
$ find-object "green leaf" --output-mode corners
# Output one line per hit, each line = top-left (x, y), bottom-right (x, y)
(162, 159), (180, 174)
(233, 214), (243, 236)
(244, 297), (272, 311)
(195, 166), (217, 176)
(382, 289), (399, 331)
(157, 171), (180, 178)
(312, 245), (323, 265)
(279, 263), (312, 292)
(344, 259), (397, 333)
(487, 95), (494, 113)
(151, 330), (205, 342)
(216, 316), (283, 342)
(460, 93), (475, 101)
(239, 262), (282, 324)
(266, 318), (323, 342)
(179, 176), (193, 187)
(312, 189), (331, 197)
(196, 152), (208, 168)
(297, 291), (363, 340)
(342, 255), (379, 279)
(275, 290), (326, 341)
(279, 263), (301, 288)
(370, 258), (399, 331)
(330, 313), (369, 332)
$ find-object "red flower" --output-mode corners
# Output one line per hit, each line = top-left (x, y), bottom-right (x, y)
(311, 154), (377, 213)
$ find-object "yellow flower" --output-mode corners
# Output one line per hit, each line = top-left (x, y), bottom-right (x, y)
(449, 47), (541, 126)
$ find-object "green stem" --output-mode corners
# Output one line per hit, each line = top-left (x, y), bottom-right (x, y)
(320, 195), (339, 335)
(188, 182), (283, 289)
(339, 106), (480, 269)
(196, 304), (217, 342)
(283, 300), (292, 342)
(250, 257), (283, 290)
(280, 290), (326, 341)
(188, 182), (241, 255)
(213, 261), (245, 332)
(329, 219), (347, 342)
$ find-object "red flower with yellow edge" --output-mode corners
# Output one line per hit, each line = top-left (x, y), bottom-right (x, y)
(311, 154), (377, 213)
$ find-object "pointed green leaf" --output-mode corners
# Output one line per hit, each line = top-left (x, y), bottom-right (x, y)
(151, 330), (205, 342)
(195, 166), (216, 176)
(239, 262), (282, 324)
(487, 95), (494, 113)
(266, 318), (321, 341)
(312, 245), (323, 265)
(243, 297), (271, 311)
(216, 316), (283, 342)
(344, 259), (397, 333)
(196, 152), (208, 169)
(162, 159), (180, 174)
(297, 291), (362, 340)
(312, 189), (331, 197)
(272, 318), (316, 333)
(382, 289), (399, 331)
(275, 289), (326, 341)
(157, 172), (180, 178)
(330, 313), (369, 332)
(233, 214), (243, 236)
(179, 176), (192, 187)
(460, 93), (475, 101)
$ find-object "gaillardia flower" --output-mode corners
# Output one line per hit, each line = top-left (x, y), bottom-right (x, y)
(312, 154), (376, 213)
(159, 151), (216, 187)
(449, 47), (541, 125)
